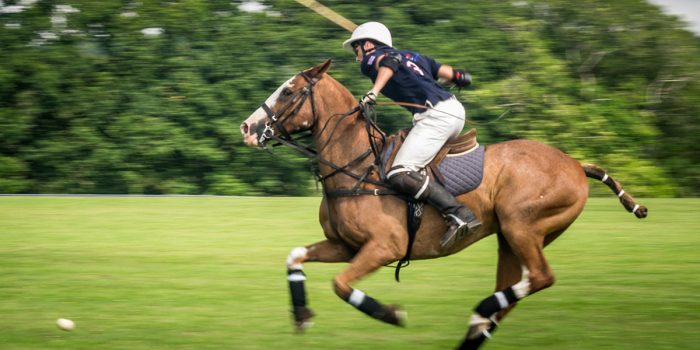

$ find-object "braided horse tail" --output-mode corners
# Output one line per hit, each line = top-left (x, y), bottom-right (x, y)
(582, 164), (648, 218)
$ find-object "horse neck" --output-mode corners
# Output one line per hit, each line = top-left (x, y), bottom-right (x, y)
(312, 75), (378, 187)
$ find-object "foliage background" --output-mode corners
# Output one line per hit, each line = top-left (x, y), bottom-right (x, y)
(1, 0), (699, 196)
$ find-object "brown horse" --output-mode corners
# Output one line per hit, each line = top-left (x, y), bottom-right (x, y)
(240, 60), (647, 349)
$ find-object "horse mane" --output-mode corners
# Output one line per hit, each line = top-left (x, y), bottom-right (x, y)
(314, 72), (388, 147)
(316, 72), (358, 112)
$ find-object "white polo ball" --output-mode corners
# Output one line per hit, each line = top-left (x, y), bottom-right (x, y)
(56, 318), (75, 331)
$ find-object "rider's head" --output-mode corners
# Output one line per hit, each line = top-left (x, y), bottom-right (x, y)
(342, 22), (392, 62)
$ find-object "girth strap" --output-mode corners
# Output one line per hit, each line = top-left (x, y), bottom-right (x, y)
(394, 200), (423, 282)
(324, 188), (398, 198)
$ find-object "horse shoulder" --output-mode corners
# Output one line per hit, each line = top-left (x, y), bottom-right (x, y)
(324, 196), (408, 253)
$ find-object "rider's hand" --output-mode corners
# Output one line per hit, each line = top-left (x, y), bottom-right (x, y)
(359, 91), (377, 107)
(452, 69), (472, 88)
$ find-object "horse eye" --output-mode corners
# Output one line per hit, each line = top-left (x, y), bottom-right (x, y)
(282, 88), (293, 97)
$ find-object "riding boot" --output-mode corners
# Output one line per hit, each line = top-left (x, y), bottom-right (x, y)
(388, 168), (482, 248)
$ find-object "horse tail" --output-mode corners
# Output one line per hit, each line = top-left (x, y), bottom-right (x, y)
(581, 163), (648, 219)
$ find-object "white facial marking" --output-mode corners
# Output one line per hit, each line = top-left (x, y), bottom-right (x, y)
(265, 77), (295, 108)
(241, 77), (295, 146)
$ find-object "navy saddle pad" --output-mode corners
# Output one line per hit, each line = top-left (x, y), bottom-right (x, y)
(437, 145), (485, 196)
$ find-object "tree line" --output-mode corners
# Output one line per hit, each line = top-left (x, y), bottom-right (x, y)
(1, 0), (698, 196)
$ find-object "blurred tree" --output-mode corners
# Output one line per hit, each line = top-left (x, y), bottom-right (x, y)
(0, 0), (697, 196)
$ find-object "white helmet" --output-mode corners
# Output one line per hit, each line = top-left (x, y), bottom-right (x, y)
(342, 22), (392, 52)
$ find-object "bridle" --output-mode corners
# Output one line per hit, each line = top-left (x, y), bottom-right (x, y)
(256, 71), (394, 197)
(258, 72), (318, 157)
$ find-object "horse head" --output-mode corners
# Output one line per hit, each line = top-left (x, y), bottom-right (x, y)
(240, 59), (332, 147)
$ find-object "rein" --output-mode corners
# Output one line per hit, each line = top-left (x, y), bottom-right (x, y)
(259, 72), (395, 197)
(377, 100), (509, 125)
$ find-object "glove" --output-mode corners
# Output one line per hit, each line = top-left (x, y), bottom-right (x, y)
(359, 91), (377, 107)
(452, 69), (472, 88)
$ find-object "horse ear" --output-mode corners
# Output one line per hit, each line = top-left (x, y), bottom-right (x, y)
(305, 59), (332, 81)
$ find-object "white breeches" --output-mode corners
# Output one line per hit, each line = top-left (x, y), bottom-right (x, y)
(391, 96), (466, 172)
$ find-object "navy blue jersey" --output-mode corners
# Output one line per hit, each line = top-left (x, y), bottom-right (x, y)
(360, 46), (453, 114)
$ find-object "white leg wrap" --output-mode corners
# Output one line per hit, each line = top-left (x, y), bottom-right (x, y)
(602, 173), (609, 182)
(348, 289), (366, 307)
(512, 275), (531, 299)
(469, 313), (491, 327)
(288, 273), (307, 282)
(494, 291), (509, 309)
(286, 247), (308, 270)
(618, 189), (625, 198)
(508, 266), (531, 299)
(468, 313), (497, 340)
(632, 204), (640, 214)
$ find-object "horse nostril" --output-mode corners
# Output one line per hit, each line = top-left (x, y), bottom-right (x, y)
(240, 122), (249, 134)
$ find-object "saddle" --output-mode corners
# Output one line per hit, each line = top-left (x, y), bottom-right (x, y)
(381, 128), (481, 190)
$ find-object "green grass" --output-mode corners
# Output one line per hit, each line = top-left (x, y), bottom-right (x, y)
(1, 196), (698, 350)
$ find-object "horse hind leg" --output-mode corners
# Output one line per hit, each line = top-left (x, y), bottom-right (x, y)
(457, 234), (531, 349)
(286, 239), (355, 330)
(457, 227), (556, 349)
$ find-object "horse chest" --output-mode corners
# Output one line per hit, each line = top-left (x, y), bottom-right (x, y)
(324, 197), (408, 251)
(329, 217), (371, 249)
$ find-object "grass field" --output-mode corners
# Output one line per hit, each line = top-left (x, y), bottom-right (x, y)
(1, 196), (699, 350)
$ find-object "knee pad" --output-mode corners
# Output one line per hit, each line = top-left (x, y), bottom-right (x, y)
(387, 167), (428, 199)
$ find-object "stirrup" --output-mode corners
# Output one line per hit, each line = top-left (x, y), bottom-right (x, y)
(439, 221), (469, 248)
(440, 215), (481, 248)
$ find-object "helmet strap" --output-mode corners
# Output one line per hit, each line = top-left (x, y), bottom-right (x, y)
(357, 40), (376, 57)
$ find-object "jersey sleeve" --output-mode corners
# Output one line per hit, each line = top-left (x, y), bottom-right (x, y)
(422, 55), (443, 80)
(360, 52), (380, 78)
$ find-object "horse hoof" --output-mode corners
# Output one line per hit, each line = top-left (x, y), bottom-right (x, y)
(293, 306), (315, 332)
(635, 205), (648, 219)
(385, 305), (407, 327)
(295, 320), (314, 332)
(394, 309), (408, 327)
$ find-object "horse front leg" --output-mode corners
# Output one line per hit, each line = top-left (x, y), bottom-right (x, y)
(286, 239), (355, 330)
(332, 239), (406, 326)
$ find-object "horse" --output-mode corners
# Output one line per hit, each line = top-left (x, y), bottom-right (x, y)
(239, 59), (647, 349)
